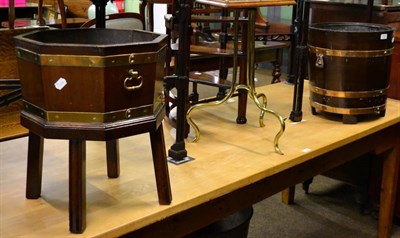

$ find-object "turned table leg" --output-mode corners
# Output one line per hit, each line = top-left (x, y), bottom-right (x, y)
(69, 139), (86, 234)
(271, 61), (282, 84)
(150, 123), (172, 205)
(26, 131), (44, 199)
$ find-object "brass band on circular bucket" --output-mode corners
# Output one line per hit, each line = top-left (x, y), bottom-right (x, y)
(308, 45), (393, 58)
(310, 100), (385, 115)
(22, 101), (163, 123)
(16, 45), (167, 67)
(309, 85), (388, 98)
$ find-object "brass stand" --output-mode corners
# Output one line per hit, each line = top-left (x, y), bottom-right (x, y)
(186, 9), (286, 154)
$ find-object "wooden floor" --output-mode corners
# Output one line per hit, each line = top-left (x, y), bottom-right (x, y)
(1, 82), (399, 237)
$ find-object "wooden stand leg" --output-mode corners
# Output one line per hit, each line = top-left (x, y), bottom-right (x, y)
(26, 131), (44, 199)
(281, 186), (296, 205)
(106, 139), (120, 178)
(150, 123), (172, 205)
(271, 61), (282, 84)
(236, 22), (248, 125)
(236, 59), (248, 125)
(69, 139), (86, 234)
(189, 83), (199, 103)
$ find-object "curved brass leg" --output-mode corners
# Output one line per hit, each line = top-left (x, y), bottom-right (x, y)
(258, 107), (286, 155)
(256, 93), (267, 127)
(245, 8), (285, 154)
(270, 111), (286, 155)
(249, 85), (285, 155)
(186, 82), (237, 142)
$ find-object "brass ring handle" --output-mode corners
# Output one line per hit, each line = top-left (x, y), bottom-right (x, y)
(124, 69), (143, 91)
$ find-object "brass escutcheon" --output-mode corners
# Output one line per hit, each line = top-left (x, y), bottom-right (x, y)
(315, 53), (324, 68)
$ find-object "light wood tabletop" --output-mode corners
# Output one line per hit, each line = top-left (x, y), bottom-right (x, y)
(1, 82), (399, 237)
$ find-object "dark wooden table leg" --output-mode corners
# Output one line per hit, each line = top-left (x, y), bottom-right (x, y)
(150, 123), (172, 205)
(106, 139), (120, 178)
(26, 131), (44, 199)
(69, 139), (86, 234)
(236, 55), (248, 124)
(236, 18), (248, 125)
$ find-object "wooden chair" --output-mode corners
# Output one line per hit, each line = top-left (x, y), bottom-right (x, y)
(80, 12), (145, 30)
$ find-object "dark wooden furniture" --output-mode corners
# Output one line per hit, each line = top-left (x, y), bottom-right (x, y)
(307, 22), (394, 124)
(309, 0), (400, 26)
(14, 28), (172, 233)
(21, 111), (172, 234)
(0, 17), (88, 28)
(308, 0), (400, 101)
(0, 2), (50, 23)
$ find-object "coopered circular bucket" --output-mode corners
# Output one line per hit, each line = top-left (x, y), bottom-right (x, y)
(308, 22), (395, 124)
